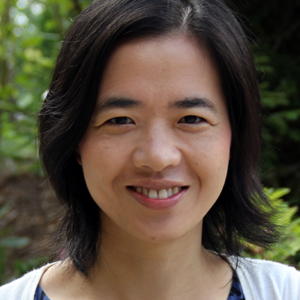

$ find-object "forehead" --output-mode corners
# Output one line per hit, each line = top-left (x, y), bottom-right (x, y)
(96, 34), (225, 113)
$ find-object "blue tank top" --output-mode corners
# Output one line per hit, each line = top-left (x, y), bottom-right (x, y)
(34, 273), (244, 300)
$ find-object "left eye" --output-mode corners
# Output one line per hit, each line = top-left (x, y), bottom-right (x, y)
(178, 116), (204, 124)
(106, 117), (134, 125)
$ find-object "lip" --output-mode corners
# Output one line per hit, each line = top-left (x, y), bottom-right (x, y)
(127, 186), (188, 210)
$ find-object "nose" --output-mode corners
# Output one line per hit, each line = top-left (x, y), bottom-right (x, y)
(132, 126), (182, 172)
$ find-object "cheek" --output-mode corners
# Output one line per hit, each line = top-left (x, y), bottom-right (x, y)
(79, 141), (106, 179)
(78, 138), (110, 200)
(189, 126), (231, 185)
(78, 136), (131, 194)
(210, 123), (231, 161)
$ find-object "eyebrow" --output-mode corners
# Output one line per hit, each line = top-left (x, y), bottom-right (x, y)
(93, 96), (143, 114)
(93, 96), (217, 115)
(172, 97), (217, 113)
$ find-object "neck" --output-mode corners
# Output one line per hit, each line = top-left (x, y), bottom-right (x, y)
(84, 221), (232, 300)
(41, 220), (233, 300)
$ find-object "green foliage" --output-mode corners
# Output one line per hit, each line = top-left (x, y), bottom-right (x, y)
(0, 196), (30, 249)
(0, 236), (30, 248)
(0, 247), (6, 285)
(0, 196), (31, 284)
(233, 0), (300, 206)
(244, 188), (300, 268)
(0, 0), (92, 174)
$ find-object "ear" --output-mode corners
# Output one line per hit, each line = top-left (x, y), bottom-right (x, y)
(75, 146), (82, 165)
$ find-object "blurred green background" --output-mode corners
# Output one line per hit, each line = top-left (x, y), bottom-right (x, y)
(0, 0), (299, 282)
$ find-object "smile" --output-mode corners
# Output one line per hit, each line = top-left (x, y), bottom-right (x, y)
(129, 186), (185, 199)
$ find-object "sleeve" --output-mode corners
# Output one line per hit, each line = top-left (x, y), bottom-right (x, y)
(235, 258), (300, 300)
(0, 264), (54, 300)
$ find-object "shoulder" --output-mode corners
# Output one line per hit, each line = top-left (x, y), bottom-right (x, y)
(0, 263), (56, 300)
(230, 257), (300, 300)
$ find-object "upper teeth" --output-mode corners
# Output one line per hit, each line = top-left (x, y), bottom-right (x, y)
(133, 187), (182, 199)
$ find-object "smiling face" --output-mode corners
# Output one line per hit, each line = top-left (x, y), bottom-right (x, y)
(77, 34), (231, 244)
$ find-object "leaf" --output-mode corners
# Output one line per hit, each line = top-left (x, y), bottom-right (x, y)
(266, 187), (291, 200)
(0, 237), (30, 248)
(0, 203), (12, 219)
(17, 93), (33, 109)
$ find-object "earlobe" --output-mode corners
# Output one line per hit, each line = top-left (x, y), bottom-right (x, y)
(75, 146), (82, 165)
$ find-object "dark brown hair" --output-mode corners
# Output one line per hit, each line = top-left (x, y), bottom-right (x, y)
(38, 0), (280, 275)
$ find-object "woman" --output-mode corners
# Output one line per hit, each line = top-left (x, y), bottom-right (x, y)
(1, 0), (299, 299)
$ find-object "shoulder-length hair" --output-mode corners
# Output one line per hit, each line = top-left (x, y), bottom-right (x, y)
(38, 0), (280, 275)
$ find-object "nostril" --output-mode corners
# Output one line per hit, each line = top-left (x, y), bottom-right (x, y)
(132, 146), (182, 172)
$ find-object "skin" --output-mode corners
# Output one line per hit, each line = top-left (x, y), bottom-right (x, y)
(40, 34), (233, 300)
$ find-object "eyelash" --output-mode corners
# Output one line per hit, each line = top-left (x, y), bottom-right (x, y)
(178, 116), (205, 124)
(105, 115), (205, 126)
(106, 117), (134, 125)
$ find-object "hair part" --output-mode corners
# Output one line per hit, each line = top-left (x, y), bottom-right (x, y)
(39, 0), (281, 275)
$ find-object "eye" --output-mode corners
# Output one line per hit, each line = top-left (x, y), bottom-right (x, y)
(106, 117), (134, 125)
(178, 115), (205, 124)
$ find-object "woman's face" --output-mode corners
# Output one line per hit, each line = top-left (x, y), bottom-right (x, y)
(77, 35), (231, 244)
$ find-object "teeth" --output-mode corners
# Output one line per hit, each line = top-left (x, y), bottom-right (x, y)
(172, 187), (179, 194)
(158, 189), (168, 199)
(133, 186), (183, 199)
(148, 189), (158, 199)
(167, 188), (173, 197)
(142, 187), (148, 196)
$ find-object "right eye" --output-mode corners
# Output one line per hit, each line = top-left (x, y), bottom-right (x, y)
(178, 115), (205, 124)
(106, 117), (134, 125)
